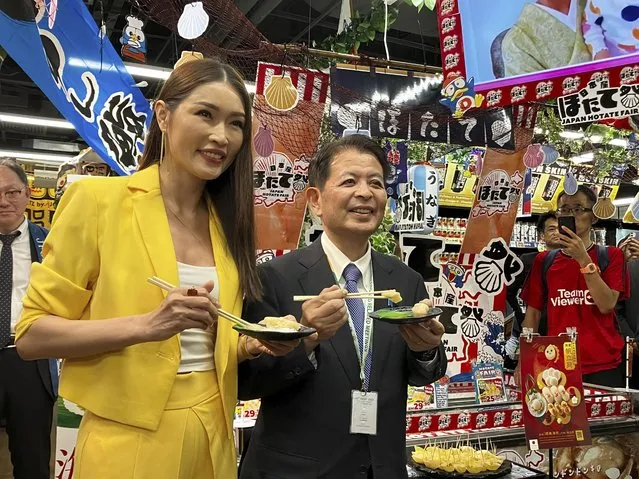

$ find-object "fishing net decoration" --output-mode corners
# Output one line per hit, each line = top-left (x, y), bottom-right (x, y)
(135, 0), (538, 161)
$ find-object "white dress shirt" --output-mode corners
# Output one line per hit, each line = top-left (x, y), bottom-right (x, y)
(3, 217), (32, 334)
(321, 233), (372, 292)
(315, 233), (438, 368)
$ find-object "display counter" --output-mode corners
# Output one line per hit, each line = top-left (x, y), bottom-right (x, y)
(404, 380), (639, 477)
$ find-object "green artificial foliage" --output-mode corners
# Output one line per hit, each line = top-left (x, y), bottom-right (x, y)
(313, 0), (399, 66)
(535, 108), (633, 179)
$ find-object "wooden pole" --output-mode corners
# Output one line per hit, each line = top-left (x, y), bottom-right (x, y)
(265, 42), (443, 74)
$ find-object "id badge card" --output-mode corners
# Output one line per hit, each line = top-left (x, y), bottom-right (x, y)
(350, 390), (378, 435)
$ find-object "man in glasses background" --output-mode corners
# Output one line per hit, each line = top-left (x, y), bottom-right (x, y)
(505, 211), (561, 365)
(516, 184), (628, 387)
(0, 158), (56, 479)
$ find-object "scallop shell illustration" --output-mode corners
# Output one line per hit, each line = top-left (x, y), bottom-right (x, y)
(621, 91), (639, 109)
(474, 261), (502, 294)
(593, 197), (616, 219)
(264, 76), (299, 111)
(563, 171), (578, 195)
(177, 2), (209, 40)
(461, 317), (482, 339)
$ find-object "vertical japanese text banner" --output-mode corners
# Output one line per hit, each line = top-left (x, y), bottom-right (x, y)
(390, 165), (439, 234)
(0, 0), (152, 175)
(252, 63), (329, 250)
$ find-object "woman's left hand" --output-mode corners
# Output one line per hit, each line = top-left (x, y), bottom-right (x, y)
(558, 226), (590, 266)
(245, 336), (302, 358)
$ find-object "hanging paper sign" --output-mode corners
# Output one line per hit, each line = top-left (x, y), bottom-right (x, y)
(119, 15), (146, 63)
(472, 169), (524, 219)
(520, 168), (533, 217)
(438, 163), (478, 208)
(531, 164), (620, 213)
(472, 362), (507, 404)
(390, 165), (439, 233)
(472, 238), (523, 296)
(330, 64), (519, 149)
(558, 78), (639, 125)
(384, 140), (408, 198)
(252, 63), (329, 250)
(520, 335), (591, 450)
(0, 0), (152, 175)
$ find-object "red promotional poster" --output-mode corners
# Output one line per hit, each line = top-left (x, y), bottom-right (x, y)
(520, 335), (591, 450)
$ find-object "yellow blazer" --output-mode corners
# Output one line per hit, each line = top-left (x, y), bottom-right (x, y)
(16, 165), (242, 438)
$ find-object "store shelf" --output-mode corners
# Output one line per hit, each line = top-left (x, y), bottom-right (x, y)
(405, 416), (639, 448)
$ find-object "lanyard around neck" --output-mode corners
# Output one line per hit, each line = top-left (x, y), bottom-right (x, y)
(327, 258), (375, 391)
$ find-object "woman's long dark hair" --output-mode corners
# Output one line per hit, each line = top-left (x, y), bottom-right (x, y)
(139, 58), (261, 301)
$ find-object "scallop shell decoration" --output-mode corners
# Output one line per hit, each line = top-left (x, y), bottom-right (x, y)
(593, 197), (616, 219)
(631, 195), (639, 221)
(253, 125), (275, 157)
(541, 145), (559, 165)
(177, 2), (209, 40)
(563, 171), (578, 195)
(474, 261), (503, 294)
(523, 144), (544, 168)
(264, 76), (299, 112)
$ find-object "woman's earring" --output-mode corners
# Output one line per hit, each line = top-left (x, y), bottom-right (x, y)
(160, 130), (165, 165)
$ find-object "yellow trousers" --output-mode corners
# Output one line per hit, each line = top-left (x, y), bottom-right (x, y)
(75, 370), (236, 478)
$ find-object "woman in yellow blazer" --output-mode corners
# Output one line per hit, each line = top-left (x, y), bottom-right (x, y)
(15, 59), (298, 478)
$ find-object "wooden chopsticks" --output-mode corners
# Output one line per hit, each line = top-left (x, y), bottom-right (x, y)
(147, 276), (261, 330)
(293, 289), (397, 302)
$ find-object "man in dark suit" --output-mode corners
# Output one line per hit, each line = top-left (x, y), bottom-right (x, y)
(239, 135), (447, 479)
(0, 158), (57, 479)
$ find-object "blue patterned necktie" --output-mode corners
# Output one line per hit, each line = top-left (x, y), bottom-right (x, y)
(343, 263), (372, 390)
(0, 232), (20, 348)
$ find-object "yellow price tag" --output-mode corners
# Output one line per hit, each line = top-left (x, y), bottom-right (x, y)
(563, 341), (577, 371)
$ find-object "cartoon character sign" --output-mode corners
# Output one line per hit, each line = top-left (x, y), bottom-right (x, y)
(119, 15), (146, 63)
(440, 72), (485, 118)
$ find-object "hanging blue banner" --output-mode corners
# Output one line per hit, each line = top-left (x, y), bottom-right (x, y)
(0, 0), (152, 175)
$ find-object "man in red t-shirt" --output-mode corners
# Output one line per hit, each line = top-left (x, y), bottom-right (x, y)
(518, 185), (628, 387)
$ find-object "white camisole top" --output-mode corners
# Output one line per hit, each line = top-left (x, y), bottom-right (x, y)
(177, 262), (218, 373)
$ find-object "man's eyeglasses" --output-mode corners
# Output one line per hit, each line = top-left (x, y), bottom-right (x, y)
(0, 189), (25, 201)
(557, 206), (592, 215)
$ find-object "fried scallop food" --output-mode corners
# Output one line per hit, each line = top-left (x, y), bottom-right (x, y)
(412, 301), (430, 316)
(412, 445), (504, 473)
(259, 315), (301, 331)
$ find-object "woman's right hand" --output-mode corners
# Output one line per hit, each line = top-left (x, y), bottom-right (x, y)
(140, 281), (218, 343)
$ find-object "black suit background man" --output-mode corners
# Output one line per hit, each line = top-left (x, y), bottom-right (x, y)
(239, 135), (447, 479)
(0, 158), (57, 479)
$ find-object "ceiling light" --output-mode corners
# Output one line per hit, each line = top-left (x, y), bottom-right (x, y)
(560, 131), (584, 139)
(613, 197), (635, 206)
(570, 152), (594, 164)
(0, 113), (74, 130)
(0, 149), (75, 164)
(610, 138), (629, 147)
(124, 63), (172, 80)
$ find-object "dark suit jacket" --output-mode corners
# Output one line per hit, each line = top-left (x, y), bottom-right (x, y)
(506, 251), (538, 338)
(27, 221), (56, 400)
(238, 239), (447, 479)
